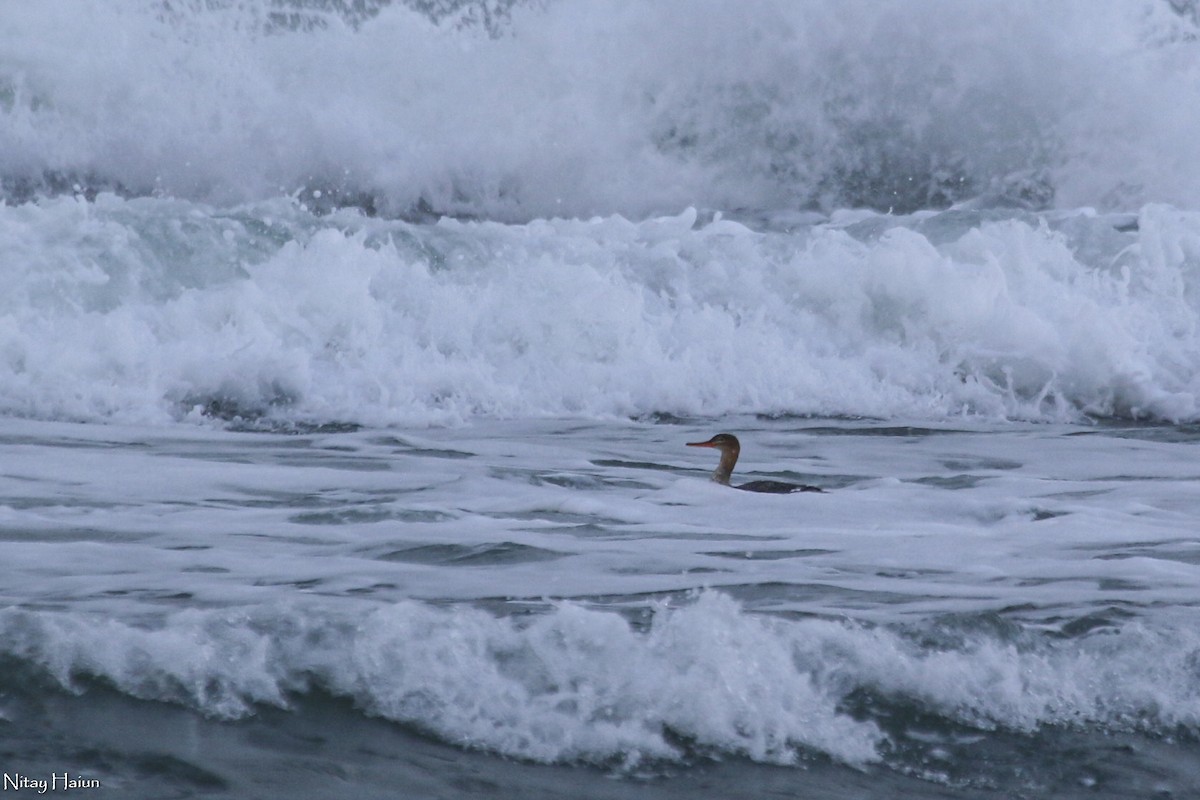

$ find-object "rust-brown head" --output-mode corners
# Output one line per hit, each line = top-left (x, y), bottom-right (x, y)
(686, 433), (741, 452)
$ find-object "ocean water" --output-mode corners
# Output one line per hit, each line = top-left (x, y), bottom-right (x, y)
(3, 1), (1200, 798)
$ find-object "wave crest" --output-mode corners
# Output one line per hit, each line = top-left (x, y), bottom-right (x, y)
(4, 593), (1200, 768)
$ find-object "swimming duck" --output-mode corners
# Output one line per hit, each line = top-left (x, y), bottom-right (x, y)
(687, 433), (823, 494)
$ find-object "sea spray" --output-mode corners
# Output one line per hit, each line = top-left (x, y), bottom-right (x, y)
(3, 1), (1200, 217)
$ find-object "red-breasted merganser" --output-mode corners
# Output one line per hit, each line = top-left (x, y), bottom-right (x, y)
(687, 433), (823, 494)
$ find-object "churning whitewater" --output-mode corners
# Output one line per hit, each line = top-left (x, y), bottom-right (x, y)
(1, 197), (1198, 427)
(2, 2), (1200, 798)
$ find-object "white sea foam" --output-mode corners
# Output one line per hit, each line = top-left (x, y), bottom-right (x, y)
(3, 593), (1199, 767)
(2, 1), (1200, 216)
(3, 1), (1200, 427)
(0, 196), (1197, 425)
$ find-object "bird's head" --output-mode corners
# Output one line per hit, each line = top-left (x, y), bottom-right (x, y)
(686, 433), (741, 453)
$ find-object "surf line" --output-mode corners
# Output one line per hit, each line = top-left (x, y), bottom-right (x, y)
(1, 773), (102, 793)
